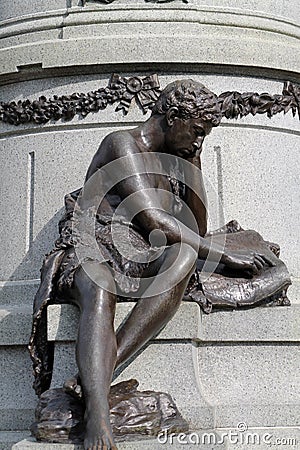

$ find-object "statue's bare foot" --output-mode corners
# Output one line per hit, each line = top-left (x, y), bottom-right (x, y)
(84, 415), (117, 450)
(63, 374), (83, 400)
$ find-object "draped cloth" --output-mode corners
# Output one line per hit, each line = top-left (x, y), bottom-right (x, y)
(29, 189), (291, 396)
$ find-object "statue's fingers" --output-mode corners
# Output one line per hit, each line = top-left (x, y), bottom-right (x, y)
(256, 255), (267, 267)
(260, 254), (276, 267)
(254, 258), (264, 272)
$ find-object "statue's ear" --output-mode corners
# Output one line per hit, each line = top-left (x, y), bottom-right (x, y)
(166, 107), (179, 126)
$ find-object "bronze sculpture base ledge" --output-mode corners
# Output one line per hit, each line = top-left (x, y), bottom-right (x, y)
(30, 379), (189, 444)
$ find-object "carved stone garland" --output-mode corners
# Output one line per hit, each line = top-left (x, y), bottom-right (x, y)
(0, 74), (299, 126)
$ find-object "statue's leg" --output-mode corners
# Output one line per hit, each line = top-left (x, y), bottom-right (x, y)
(72, 260), (118, 450)
(115, 242), (197, 371)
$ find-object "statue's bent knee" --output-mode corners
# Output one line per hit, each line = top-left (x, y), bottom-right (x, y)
(74, 262), (116, 295)
(168, 242), (197, 274)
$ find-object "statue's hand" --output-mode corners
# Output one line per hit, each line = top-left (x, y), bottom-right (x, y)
(222, 250), (275, 274)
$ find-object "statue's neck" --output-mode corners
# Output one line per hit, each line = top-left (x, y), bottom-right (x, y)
(130, 115), (167, 153)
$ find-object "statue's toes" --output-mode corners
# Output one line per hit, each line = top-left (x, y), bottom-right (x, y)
(63, 376), (77, 390)
(74, 383), (82, 396)
(63, 375), (82, 399)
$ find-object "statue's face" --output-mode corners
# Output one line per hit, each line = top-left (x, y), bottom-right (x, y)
(165, 116), (212, 158)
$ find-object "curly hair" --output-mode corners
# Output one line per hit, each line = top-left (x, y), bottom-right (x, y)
(152, 79), (222, 126)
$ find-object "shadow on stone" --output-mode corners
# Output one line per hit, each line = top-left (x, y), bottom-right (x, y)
(30, 379), (189, 444)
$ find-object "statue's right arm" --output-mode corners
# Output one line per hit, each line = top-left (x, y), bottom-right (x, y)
(114, 170), (273, 273)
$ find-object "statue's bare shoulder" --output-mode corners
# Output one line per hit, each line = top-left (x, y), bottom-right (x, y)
(86, 130), (143, 180)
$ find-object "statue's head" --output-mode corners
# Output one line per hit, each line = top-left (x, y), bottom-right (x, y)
(151, 80), (221, 158)
(152, 79), (222, 126)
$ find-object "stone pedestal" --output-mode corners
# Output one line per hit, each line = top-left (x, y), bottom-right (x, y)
(47, 302), (300, 429)
(8, 301), (300, 449)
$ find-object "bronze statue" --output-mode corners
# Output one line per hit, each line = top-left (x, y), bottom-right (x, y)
(29, 79), (291, 450)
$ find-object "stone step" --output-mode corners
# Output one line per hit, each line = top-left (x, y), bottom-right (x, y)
(0, 355), (36, 429)
(0, 409), (35, 433)
(0, 281), (38, 307)
(12, 427), (300, 450)
(0, 302), (298, 435)
(0, 305), (36, 431)
(48, 303), (300, 431)
(0, 304), (32, 345)
(47, 301), (201, 342)
(199, 305), (300, 342)
(0, 301), (298, 347)
(12, 433), (227, 450)
(48, 303), (300, 343)
(0, 432), (31, 450)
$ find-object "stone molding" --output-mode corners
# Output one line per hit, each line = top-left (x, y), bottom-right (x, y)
(1, 3), (300, 79)
(85, 0), (188, 3)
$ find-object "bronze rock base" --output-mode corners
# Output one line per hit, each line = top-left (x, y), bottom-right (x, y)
(30, 379), (189, 444)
